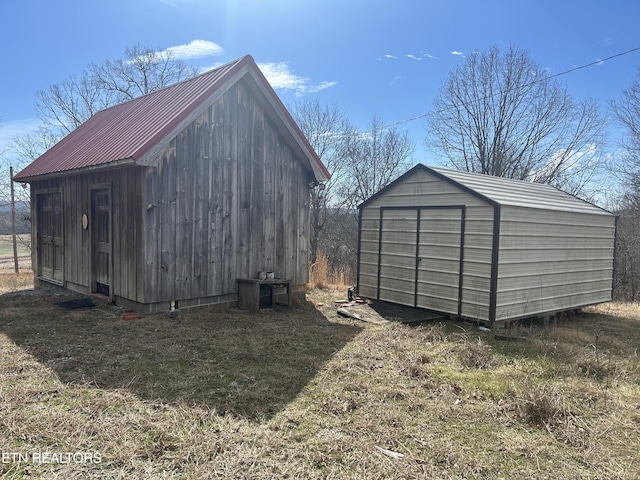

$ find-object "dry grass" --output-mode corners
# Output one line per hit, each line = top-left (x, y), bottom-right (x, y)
(308, 252), (352, 290)
(1, 274), (639, 479)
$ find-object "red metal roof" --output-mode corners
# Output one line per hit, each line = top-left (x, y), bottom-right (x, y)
(15, 55), (330, 182)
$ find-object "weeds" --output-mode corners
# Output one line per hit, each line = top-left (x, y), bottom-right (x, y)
(512, 383), (569, 427)
(455, 336), (500, 369)
(308, 251), (352, 290)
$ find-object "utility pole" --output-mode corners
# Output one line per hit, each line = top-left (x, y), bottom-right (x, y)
(10, 166), (19, 273)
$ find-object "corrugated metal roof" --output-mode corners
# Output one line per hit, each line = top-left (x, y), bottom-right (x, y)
(429, 166), (613, 215)
(15, 55), (329, 182)
(359, 164), (612, 216)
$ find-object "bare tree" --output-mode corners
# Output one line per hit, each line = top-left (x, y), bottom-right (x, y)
(426, 44), (607, 197)
(36, 71), (110, 135)
(319, 116), (413, 280)
(10, 127), (60, 163)
(0, 127), (59, 243)
(610, 67), (640, 300)
(341, 116), (414, 209)
(290, 98), (349, 263)
(36, 43), (198, 135)
(611, 66), (640, 192)
(92, 44), (199, 104)
(3, 43), (200, 249)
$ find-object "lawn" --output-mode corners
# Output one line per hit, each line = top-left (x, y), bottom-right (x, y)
(0, 235), (30, 257)
(0, 236), (31, 273)
(0, 273), (639, 479)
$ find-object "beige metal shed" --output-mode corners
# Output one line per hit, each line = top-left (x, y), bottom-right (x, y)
(356, 164), (617, 326)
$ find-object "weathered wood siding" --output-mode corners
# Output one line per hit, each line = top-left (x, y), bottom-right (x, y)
(30, 168), (145, 302)
(495, 207), (616, 320)
(142, 79), (312, 305)
(358, 168), (495, 318)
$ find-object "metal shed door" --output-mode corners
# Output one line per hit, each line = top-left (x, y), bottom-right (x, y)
(377, 206), (464, 314)
(416, 208), (464, 315)
(377, 209), (418, 306)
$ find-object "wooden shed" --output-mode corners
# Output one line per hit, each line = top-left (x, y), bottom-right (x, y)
(14, 55), (329, 313)
(356, 164), (616, 326)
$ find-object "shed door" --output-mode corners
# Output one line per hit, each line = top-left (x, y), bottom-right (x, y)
(37, 191), (63, 282)
(378, 209), (418, 306)
(377, 207), (464, 314)
(416, 208), (464, 315)
(91, 189), (111, 297)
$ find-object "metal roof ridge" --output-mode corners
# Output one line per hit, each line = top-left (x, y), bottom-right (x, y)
(94, 55), (250, 115)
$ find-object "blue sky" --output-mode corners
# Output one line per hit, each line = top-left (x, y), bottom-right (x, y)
(2, 0), (640, 167)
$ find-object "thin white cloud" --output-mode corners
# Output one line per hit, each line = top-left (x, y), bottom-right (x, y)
(424, 53), (437, 59)
(0, 118), (42, 154)
(384, 54), (398, 59)
(163, 40), (224, 59)
(406, 54), (422, 61)
(598, 36), (616, 47)
(450, 51), (464, 56)
(389, 75), (407, 87)
(257, 62), (336, 95)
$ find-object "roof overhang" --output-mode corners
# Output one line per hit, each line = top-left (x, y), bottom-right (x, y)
(14, 157), (138, 183)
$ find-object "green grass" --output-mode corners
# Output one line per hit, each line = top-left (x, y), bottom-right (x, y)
(0, 244), (29, 259)
(1, 276), (639, 479)
(0, 235), (30, 258)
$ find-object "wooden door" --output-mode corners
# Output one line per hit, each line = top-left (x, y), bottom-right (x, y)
(91, 189), (111, 297)
(37, 191), (63, 282)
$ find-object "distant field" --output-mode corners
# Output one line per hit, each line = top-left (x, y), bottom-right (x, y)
(0, 234), (31, 272)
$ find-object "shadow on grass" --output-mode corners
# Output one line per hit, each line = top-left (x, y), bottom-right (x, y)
(0, 290), (362, 421)
(368, 300), (449, 324)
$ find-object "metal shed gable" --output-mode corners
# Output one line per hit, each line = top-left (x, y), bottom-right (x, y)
(357, 165), (502, 322)
(358, 164), (499, 210)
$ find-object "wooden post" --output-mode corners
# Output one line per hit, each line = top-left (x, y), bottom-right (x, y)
(10, 166), (19, 274)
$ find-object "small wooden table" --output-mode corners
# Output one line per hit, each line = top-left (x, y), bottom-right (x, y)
(236, 278), (292, 311)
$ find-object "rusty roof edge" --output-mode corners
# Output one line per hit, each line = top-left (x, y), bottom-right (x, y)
(14, 157), (138, 183)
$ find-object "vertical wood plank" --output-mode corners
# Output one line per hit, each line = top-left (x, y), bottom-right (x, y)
(160, 143), (177, 302)
(195, 110), (211, 298)
(210, 101), (225, 296)
(250, 105), (266, 276)
(263, 118), (276, 273)
(222, 85), (238, 293)
(144, 167), (160, 303)
(236, 83), (253, 279)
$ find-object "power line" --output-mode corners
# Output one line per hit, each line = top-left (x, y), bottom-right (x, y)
(384, 46), (640, 129)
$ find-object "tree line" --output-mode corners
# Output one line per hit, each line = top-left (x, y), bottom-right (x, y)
(1, 43), (639, 301)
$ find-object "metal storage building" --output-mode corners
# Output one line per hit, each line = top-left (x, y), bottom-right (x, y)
(356, 164), (617, 326)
